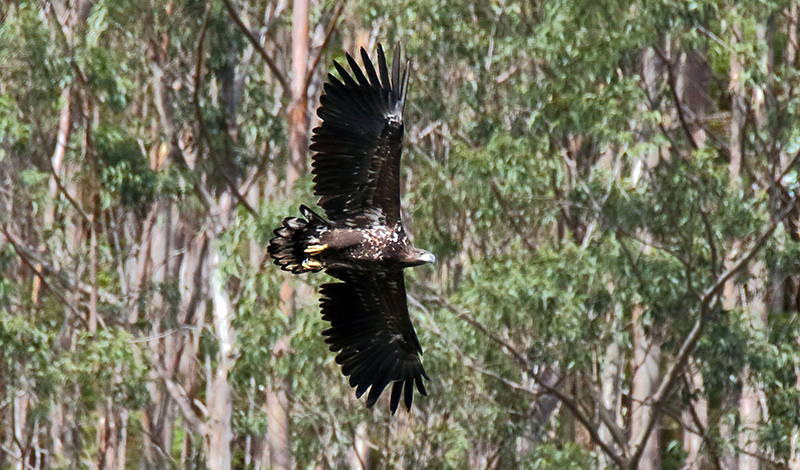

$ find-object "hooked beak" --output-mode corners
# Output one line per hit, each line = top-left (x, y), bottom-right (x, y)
(420, 250), (436, 264)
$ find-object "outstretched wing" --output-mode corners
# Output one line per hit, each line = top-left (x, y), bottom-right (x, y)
(310, 44), (408, 226)
(320, 267), (428, 413)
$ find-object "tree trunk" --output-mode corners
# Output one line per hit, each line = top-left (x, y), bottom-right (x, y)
(630, 304), (661, 470)
(598, 329), (623, 470)
(286, 0), (309, 187)
(738, 260), (768, 470)
(729, 13), (745, 184)
(681, 364), (707, 470)
(266, 2), (309, 468)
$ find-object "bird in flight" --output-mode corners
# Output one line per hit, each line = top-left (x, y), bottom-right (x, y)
(268, 45), (434, 413)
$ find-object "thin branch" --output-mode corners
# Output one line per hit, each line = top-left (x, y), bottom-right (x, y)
(220, 0), (290, 97)
(49, 166), (92, 225)
(580, 372), (629, 453)
(193, 4), (211, 161)
(219, 170), (258, 216)
(700, 208), (718, 278)
(653, 47), (699, 151)
(409, 293), (549, 396)
(2, 225), (122, 306)
(490, 180), (538, 253)
(303, 2), (345, 91)
(681, 373), (724, 470)
(2, 225), (75, 314)
(192, 8), (257, 217)
(141, 345), (210, 435)
(627, 195), (796, 469)
(129, 325), (199, 343)
(776, 145), (800, 185)
(420, 288), (627, 468)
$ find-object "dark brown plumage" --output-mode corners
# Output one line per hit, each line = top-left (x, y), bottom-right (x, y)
(268, 45), (434, 413)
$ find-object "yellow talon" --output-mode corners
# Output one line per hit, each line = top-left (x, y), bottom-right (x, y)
(302, 258), (323, 270)
(304, 244), (328, 255)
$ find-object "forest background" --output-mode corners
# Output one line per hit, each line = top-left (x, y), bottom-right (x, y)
(1, 0), (800, 469)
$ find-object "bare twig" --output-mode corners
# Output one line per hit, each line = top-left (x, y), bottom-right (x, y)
(419, 288), (627, 468)
(144, 350), (211, 435)
(2, 225), (122, 306)
(627, 195), (796, 469)
(49, 166), (92, 225)
(220, 0), (290, 97)
(490, 180), (538, 253)
(653, 47), (698, 151)
(580, 372), (629, 452)
(2, 225), (75, 314)
(303, 2), (345, 91)
(700, 208), (718, 278)
(192, 7), (257, 217)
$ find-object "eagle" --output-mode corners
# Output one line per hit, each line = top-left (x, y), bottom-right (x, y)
(268, 45), (435, 413)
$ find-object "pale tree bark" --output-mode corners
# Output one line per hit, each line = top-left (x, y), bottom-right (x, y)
(597, 322), (624, 470)
(738, 21), (773, 470)
(720, 12), (747, 470)
(36, 87), (71, 305)
(738, 262), (767, 470)
(626, 44), (669, 470)
(286, 0), (310, 188)
(43, 2), (98, 469)
(138, 24), (184, 467)
(788, 1), (799, 66)
(630, 304), (662, 470)
(729, 14), (745, 184)
(720, 253), (741, 470)
(87, 99), (98, 334)
(207, 202), (235, 470)
(791, 340), (800, 470)
(675, 48), (713, 470)
(680, 364), (708, 470)
(266, 349), (292, 470)
(45, 88), (72, 470)
(13, 388), (28, 470)
(116, 408), (127, 470)
(267, 1), (309, 469)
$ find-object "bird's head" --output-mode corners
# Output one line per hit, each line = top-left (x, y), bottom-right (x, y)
(404, 247), (436, 267)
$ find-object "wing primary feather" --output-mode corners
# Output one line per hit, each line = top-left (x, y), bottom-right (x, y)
(325, 73), (345, 91)
(347, 52), (370, 86)
(360, 47), (381, 88)
(404, 378), (414, 410)
(390, 381), (403, 414)
(377, 44), (391, 92)
(357, 47), (387, 113)
(366, 376), (393, 409)
(416, 375), (428, 396)
(400, 63), (409, 115)
(347, 347), (390, 385)
(333, 61), (360, 90)
(391, 46), (401, 95)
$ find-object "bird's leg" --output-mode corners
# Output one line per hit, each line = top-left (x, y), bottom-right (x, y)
(302, 258), (323, 270)
(304, 244), (328, 255)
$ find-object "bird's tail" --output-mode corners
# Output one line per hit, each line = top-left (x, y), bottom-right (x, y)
(268, 205), (331, 273)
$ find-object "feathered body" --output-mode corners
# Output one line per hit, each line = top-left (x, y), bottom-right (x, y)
(268, 45), (434, 413)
